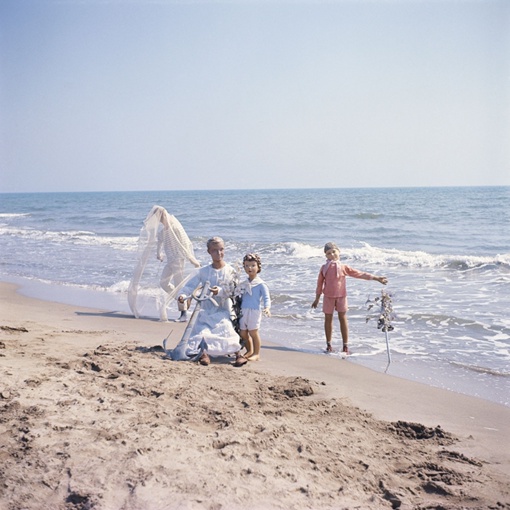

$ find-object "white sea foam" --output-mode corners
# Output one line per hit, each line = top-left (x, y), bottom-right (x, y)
(1, 187), (509, 407)
(270, 241), (323, 258)
(0, 213), (31, 221)
(0, 225), (138, 251)
(347, 242), (510, 270)
(258, 240), (510, 271)
(107, 280), (131, 293)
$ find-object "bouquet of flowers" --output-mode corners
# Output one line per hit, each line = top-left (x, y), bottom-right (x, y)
(366, 289), (395, 364)
(219, 262), (244, 335)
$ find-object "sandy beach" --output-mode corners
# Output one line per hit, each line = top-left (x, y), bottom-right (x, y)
(0, 282), (509, 510)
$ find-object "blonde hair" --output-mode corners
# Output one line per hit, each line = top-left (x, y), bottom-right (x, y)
(324, 242), (339, 253)
(207, 236), (224, 249)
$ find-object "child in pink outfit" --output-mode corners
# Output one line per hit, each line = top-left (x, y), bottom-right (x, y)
(311, 242), (387, 354)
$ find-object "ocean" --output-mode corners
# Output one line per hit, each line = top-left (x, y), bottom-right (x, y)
(1, 187), (509, 407)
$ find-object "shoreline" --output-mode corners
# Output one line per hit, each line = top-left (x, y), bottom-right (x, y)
(1, 281), (509, 508)
(5, 274), (509, 409)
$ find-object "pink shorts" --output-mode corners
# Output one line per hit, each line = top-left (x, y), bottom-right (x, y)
(323, 296), (348, 314)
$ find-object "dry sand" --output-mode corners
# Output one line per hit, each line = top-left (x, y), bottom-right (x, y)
(0, 282), (509, 510)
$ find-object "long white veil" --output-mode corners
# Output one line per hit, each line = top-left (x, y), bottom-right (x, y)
(128, 205), (200, 320)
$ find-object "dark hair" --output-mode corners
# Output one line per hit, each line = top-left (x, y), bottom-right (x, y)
(243, 253), (262, 273)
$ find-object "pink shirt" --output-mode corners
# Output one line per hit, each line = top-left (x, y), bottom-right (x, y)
(316, 260), (374, 298)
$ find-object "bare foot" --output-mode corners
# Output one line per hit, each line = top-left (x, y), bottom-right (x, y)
(247, 354), (260, 361)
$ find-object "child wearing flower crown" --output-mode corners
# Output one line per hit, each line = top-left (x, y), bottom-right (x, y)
(312, 242), (387, 354)
(234, 253), (271, 366)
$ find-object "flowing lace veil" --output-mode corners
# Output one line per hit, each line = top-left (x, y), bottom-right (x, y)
(128, 205), (199, 319)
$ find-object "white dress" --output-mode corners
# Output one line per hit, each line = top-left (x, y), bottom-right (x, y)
(128, 205), (199, 320)
(178, 264), (241, 357)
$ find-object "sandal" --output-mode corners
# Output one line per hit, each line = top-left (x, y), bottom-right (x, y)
(326, 342), (333, 353)
(233, 354), (248, 367)
(342, 344), (349, 355)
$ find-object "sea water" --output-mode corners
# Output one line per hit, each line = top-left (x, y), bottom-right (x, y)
(1, 187), (509, 406)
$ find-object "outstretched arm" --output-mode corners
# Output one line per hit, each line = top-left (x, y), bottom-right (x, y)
(344, 265), (387, 285)
(177, 270), (203, 302)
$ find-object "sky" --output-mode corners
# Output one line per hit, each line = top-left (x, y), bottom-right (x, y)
(0, 0), (509, 193)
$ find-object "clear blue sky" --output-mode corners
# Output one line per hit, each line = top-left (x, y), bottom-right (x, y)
(1, 0), (509, 193)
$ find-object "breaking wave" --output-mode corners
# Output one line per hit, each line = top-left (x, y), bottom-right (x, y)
(255, 241), (510, 271)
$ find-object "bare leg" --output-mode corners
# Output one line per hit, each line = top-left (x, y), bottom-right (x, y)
(172, 262), (189, 321)
(247, 329), (262, 360)
(240, 330), (253, 358)
(324, 313), (333, 349)
(177, 299), (188, 321)
(339, 312), (349, 352)
(159, 264), (176, 321)
(160, 264), (176, 294)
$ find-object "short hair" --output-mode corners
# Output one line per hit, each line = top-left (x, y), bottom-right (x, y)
(207, 236), (224, 249)
(324, 242), (339, 253)
(243, 253), (262, 273)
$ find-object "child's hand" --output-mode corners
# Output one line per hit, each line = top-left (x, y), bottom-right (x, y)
(263, 308), (271, 317)
(375, 276), (388, 285)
